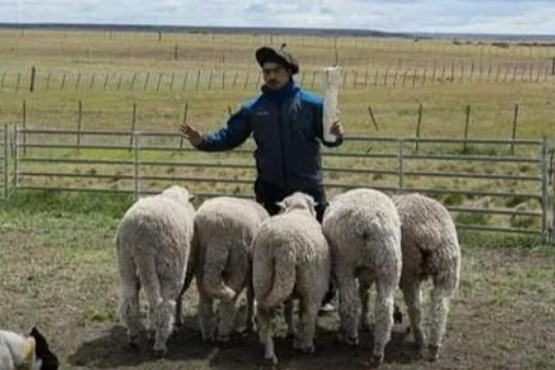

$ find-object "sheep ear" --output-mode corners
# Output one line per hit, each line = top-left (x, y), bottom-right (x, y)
(276, 201), (286, 210)
(188, 194), (195, 201)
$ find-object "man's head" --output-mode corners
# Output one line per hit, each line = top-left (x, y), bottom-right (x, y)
(255, 44), (299, 90)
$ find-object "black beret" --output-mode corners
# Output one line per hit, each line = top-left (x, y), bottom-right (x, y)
(255, 44), (299, 75)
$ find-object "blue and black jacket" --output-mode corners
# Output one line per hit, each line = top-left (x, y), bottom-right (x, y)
(197, 80), (342, 211)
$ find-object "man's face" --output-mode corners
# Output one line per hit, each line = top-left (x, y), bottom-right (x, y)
(262, 62), (291, 90)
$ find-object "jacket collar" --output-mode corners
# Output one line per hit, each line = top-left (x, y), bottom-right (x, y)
(261, 80), (299, 100)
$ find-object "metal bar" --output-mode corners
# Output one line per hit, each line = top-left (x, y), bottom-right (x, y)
(19, 172), (135, 180)
(133, 132), (140, 201)
(456, 224), (542, 235)
(343, 136), (542, 145)
(324, 183), (399, 193)
(20, 158), (135, 165)
(16, 186), (256, 200)
(3, 124), (7, 200)
(447, 206), (541, 217)
(398, 139), (404, 192)
(139, 175), (253, 184)
(403, 187), (542, 200)
(17, 129), (543, 146)
(13, 126), (18, 193)
(403, 170), (541, 182)
(403, 154), (539, 163)
(18, 185), (136, 194)
(541, 137), (548, 242)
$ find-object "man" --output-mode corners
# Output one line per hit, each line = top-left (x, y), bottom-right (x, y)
(180, 44), (344, 223)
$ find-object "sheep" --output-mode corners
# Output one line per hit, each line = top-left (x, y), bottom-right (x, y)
(115, 185), (195, 356)
(193, 196), (269, 343)
(322, 188), (402, 365)
(392, 193), (460, 361)
(252, 192), (330, 365)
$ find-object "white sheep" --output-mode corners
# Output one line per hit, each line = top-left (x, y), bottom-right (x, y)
(392, 193), (460, 361)
(252, 192), (330, 365)
(115, 185), (195, 356)
(193, 196), (269, 343)
(322, 188), (402, 365)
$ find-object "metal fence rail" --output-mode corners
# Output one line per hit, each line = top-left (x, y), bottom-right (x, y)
(0, 125), (7, 200)
(4, 125), (554, 242)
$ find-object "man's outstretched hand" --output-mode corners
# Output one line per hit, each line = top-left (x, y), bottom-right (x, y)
(179, 123), (204, 147)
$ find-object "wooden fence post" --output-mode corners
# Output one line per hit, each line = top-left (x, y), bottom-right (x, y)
(415, 103), (423, 152)
(367, 106), (380, 131)
(29, 66), (36, 92)
(511, 104), (519, 155)
(77, 100), (83, 151)
(463, 105), (471, 153)
(179, 102), (189, 149)
(129, 101), (137, 151)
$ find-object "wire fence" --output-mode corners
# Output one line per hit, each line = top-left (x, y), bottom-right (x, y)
(1, 61), (553, 94)
(1, 125), (553, 242)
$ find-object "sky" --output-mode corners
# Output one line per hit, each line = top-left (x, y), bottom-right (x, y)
(1, 0), (554, 35)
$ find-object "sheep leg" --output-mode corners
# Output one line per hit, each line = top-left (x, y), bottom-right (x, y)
(217, 295), (240, 342)
(359, 279), (373, 331)
(151, 274), (181, 356)
(198, 290), (216, 343)
(117, 247), (142, 347)
(337, 269), (359, 346)
(175, 264), (195, 328)
(428, 272), (457, 361)
(401, 280), (426, 354)
(293, 296), (318, 354)
(257, 308), (278, 365)
(371, 281), (395, 365)
(284, 299), (297, 338)
(246, 280), (255, 333)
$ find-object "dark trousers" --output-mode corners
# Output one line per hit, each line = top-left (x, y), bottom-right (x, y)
(254, 179), (327, 222)
(254, 179), (335, 305)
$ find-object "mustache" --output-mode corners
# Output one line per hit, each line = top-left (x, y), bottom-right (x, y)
(267, 79), (278, 84)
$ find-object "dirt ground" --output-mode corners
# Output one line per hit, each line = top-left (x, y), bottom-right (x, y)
(1, 216), (555, 370)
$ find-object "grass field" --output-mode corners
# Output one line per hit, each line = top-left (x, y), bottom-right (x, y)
(0, 28), (555, 369)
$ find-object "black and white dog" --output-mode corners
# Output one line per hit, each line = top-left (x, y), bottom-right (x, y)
(0, 327), (59, 370)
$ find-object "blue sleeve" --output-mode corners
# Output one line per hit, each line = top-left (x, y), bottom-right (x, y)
(196, 104), (252, 152)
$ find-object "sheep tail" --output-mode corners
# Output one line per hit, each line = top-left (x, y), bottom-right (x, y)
(202, 243), (236, 301)
(258, 247), (296, 309)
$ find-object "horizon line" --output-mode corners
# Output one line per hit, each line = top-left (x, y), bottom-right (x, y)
(1, 22), (554, 40)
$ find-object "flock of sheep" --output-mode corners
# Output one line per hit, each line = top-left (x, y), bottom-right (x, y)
(115, 185), (461, 366)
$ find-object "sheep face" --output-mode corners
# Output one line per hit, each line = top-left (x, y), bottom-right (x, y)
(161, 185), (195, 206)
(276, 192), (317, 217)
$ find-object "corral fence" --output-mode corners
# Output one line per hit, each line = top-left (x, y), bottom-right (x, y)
(0, 124), (554, 243)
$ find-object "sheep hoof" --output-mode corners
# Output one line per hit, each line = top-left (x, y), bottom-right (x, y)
(217, 335), (230, 344)
(369, 354), (384, 368)
(127, 336), (139, 349)
(153, 347), (167, 358)
(265, 354), (278, 365)
(427, 345), (439, 362)
(202, 334), (215, 343)
(346, 335), (359, 347)
(293, 338), (314, 354)
(360, 321), (372, 332)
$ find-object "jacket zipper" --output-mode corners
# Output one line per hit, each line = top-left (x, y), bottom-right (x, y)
(278, 99), (288, 192)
